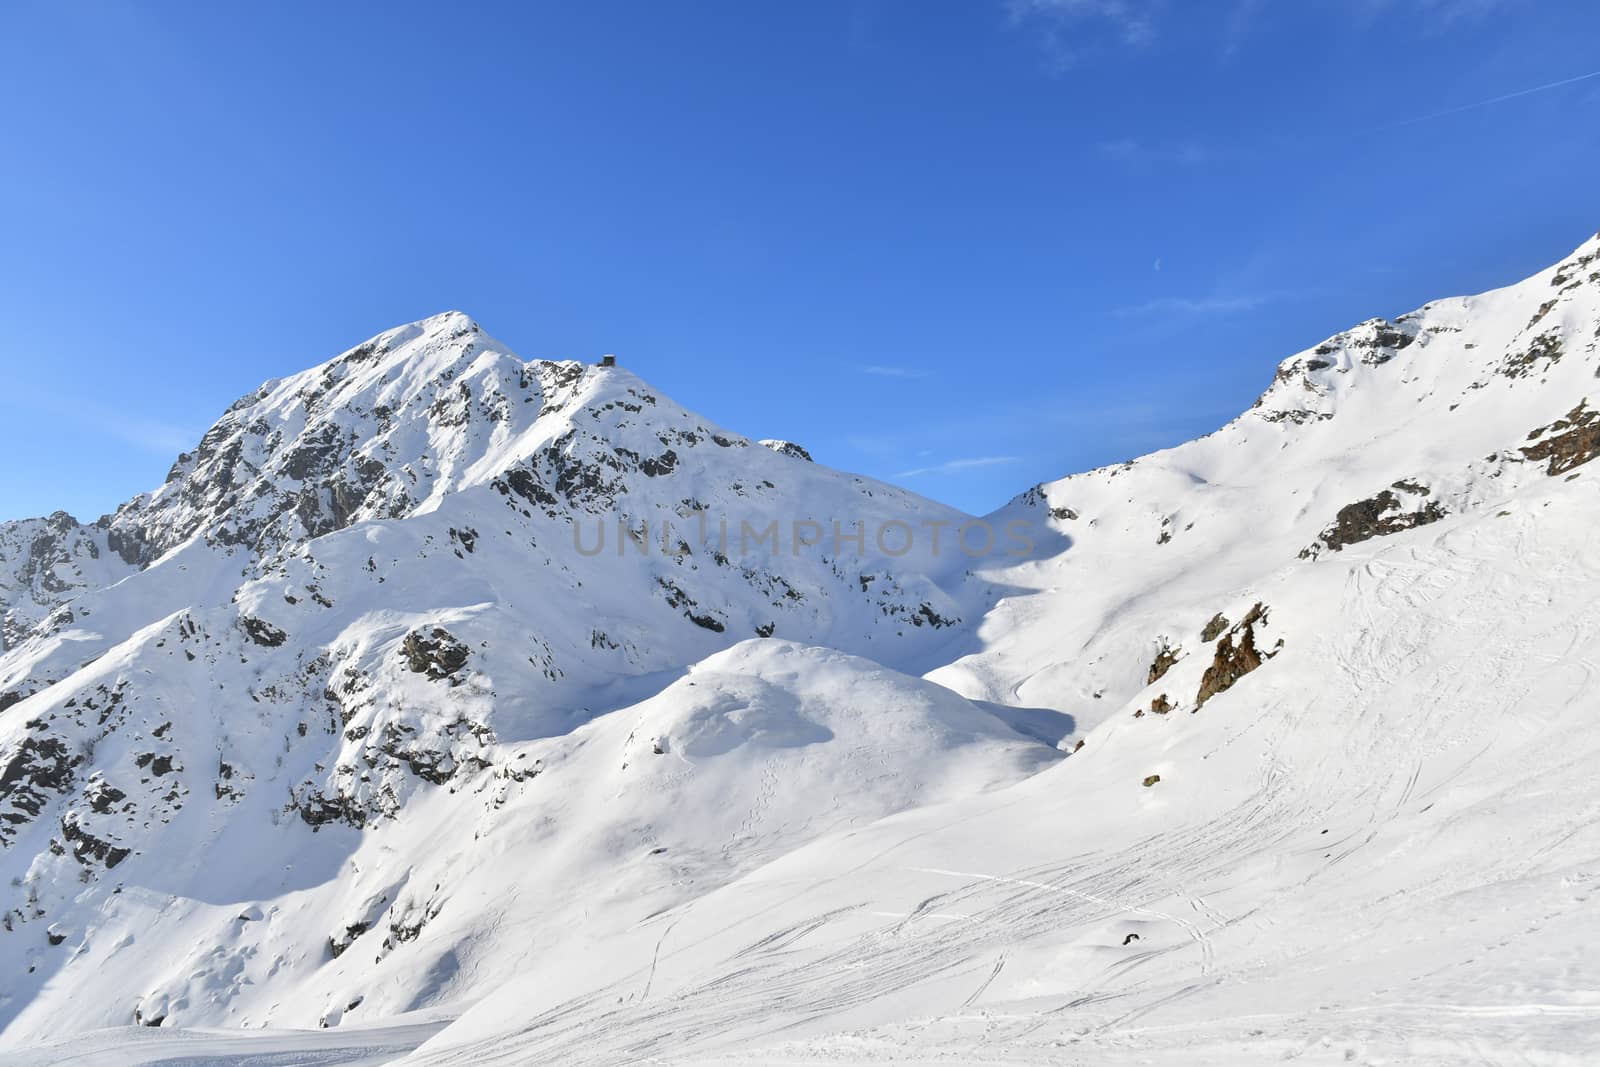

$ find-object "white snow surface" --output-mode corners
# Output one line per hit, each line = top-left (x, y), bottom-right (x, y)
(3, 232), (1600, 1065)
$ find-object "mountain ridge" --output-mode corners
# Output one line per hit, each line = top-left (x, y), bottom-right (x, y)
(1, 230), (1598, 1064)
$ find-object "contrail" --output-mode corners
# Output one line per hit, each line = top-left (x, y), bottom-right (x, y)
(1377, 68), (1600, 132)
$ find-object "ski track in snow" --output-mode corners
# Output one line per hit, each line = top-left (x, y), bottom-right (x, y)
(403, 504), (1600, 1065)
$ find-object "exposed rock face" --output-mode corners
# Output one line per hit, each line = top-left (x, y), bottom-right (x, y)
(401, 628), (470, 682)
(1200, 613), (1229, 642)
(89, 314), (634, 569)
(1196, 603), (1277, 709)
(0, 511), (133, 652)
(1253, 317), (1419, 426)
(1147, 643), (1181, 685)
(0, 731), (80, 846)
(1501, 331), (1564, 379)
(1521, 399), (1600, 475)
(241, 616), (289, 648)
(60, 810), (131, 869)
(1301, 482), (1446, 559)
(759, 439), (813, 462)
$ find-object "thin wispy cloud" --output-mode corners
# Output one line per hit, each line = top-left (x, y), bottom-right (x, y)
(1373, 67), (1600, 131)
(1113, 294), (1272, 317)
(1011, 0), (1525, 68)
(100, 415), (197, 455)
(1009, 0), (1159, 43)
(1358, 0), (1524, 28)
(1007, 0), (1161, 69)
(1096, 138), (1218, 168)
(4, 388), (198, 456)
(1220, 0), (1265, 59)
(895, 456), (1020, 479)
(859, 363), (927, 379)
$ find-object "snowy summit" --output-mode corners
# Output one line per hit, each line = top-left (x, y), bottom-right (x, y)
(2, 232), (1600, 1065)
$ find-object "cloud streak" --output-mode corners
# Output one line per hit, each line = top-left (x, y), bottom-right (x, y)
(3, 387), (198, 456)
(1373, 67), (1600, 131)
(1096, 137), (1219, 168)
(859, 364), (928, 379)
(1113, 294), (1271, 317)
(1010, 0), (1529, 68)
(1007, 0), (1161, 69)
(1009, 0), (1159, 44)
(895, 456), (1020, 479)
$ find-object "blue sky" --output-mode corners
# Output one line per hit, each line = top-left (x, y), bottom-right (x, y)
(2, 0), (1598, 520)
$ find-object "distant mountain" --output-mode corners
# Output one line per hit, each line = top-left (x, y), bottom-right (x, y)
(3, 232), (1599, 1066)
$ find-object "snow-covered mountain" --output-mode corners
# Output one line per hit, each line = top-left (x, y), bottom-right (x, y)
(3, 232), (1599, 1066)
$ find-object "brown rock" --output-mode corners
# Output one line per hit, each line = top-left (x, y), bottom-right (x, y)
(1520, 400), (1600, 476)
(1196, 603), (1276, 709)
(1147, 643), (1181, 685)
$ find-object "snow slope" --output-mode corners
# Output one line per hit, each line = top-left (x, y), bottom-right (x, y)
(411, 456), (1600, 1067)
(3, 232), (1600, 1065)
(0, 311), (1043, 1047)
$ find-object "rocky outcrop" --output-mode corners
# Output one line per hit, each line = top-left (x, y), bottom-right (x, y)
(1195, 603), (1278, 709)
(1521, 399), (1600, 475)
(1147, 642), (1181, 685)
(0, 511), (130, 651)
(1501, 331), (1564, 379)
(59, 811), (131, 869)
(241, 616), (289, 648)
(759, 440), (813, 462)
(401, 628), (470, 682)
(0, 729), (80, 846)
(1301, 481), (1446, 559)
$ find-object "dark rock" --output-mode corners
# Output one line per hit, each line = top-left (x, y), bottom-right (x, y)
(85, 779), (127, 814)
(0, 733), (79, 845)
(60, 812), (132, 869)
(329, 922), (369, 959)
(1502, 331), (1564, 379)
(1301, 486), (1446, 558)
(639, 449), (679, 477)
(241, 616), (289, 648)
(402, 628), (471, 681)
(761, 440), (812, 461)
(1520, 400), (1600, 475)
(1196, 603), (1276, 709)
(1147, 643), (1181, 685)
(657, 579), (727, 633)
(1352, 319), (1415, 365)
(912, 603), (957, 629)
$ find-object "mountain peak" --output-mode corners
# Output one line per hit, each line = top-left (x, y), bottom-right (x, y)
(5, 233), (1600, 1059)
